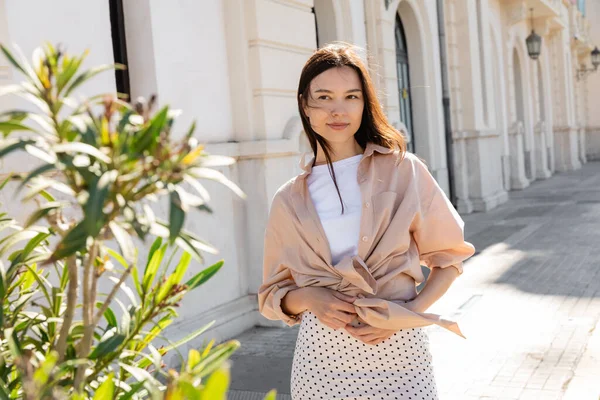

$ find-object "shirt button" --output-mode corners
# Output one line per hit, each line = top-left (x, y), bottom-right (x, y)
(365, 202), (371, 208)
(361, 236), (368, 242)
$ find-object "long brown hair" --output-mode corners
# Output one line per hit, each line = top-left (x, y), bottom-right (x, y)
(297, 42), (407, 213)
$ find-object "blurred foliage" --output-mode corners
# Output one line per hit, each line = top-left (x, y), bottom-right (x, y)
(0, 42), (272, 399)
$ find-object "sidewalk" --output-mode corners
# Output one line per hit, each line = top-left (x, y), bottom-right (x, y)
(228, 161), (600, 400)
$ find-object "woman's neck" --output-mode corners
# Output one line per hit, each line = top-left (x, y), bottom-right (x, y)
(314, 139), (363, 166)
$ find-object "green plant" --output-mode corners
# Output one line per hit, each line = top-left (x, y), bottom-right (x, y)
(0, 42), (271, 399)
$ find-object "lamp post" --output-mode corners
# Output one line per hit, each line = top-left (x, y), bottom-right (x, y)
(576, 46), (600, 80)
(526, 8), (542, 60)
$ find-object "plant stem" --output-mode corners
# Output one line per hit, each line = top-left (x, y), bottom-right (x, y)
(55, 255), (77, 362)
(93, 262), (133, 326)
(74, 241), (99, 391)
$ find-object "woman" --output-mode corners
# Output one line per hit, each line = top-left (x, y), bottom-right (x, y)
(258, 43), (475, 399)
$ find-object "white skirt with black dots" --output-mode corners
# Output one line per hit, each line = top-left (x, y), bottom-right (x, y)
(291, 311), (439, 400)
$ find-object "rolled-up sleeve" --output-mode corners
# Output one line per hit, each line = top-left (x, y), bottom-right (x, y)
(411, 159), (475, 275)
(257, 192), (301, 326)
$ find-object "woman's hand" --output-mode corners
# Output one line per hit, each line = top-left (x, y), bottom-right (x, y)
(345, 321), (397, 345)
(302, 287), (358, 330)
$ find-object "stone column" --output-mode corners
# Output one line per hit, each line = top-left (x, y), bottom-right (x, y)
(549, 29), (582, 171)
(443, 0), (508, 212)
(534, 121), (551, 179)
(508, 121), (530, 190)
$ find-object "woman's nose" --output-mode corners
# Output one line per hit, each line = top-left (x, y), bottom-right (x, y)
(330, 103), (346, 116)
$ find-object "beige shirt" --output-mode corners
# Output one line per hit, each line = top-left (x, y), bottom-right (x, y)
(258, 142), (475, 337)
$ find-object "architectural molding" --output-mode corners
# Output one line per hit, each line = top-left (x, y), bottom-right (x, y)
(452, 129), (501, 140)
(470, 190), (509, 212)
(204, 117), (304, 159)
(252, 88), (297, 98)
(164, 295), (259, 367)
(266, 0), (312, 12)
(507, 0), (528, 26)
(247, 39), (314, 55)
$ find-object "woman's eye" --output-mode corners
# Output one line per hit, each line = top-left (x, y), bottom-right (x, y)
(347, 95), (359, 99)
(318, 95), (330, 100)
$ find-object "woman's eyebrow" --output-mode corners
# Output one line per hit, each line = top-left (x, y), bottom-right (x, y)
(313, 88), (362, 93)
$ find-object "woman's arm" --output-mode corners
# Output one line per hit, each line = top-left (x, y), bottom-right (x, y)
(281, 288), (309, 316)
(282, 287), (358, 330)
(406, 266), (460, 313)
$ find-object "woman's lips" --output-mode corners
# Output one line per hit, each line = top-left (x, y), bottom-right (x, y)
(328, 123), (350, 131)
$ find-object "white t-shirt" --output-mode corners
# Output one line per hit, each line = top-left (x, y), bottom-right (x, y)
(307, 154), (363, 265)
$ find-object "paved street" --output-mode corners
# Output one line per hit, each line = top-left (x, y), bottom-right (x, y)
(228, 161), (600, 400)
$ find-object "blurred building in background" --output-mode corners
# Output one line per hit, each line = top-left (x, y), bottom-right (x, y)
(0, 0), (598, 349)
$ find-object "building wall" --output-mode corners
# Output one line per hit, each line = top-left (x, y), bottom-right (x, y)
(584, 0), (600, 159)
(0, 0), (597, 354)
(0, 0), (116, 223)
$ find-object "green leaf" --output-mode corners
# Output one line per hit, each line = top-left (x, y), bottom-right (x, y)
(142, 243), (166, 295)
(84, 170), (116, 236)
(177, 230), (218, 255)
(0, 44), (29, 78)
(24, 143), (57, 164)
(64, 63), (125, 97)
(185, 260), (224, 291)
(198, 366), (230, 399)
(132, 106), (169, 153)
(263, 390), (278, 400)
(0, 229), (39, 257)
(57, 53), (85, 95)
(118, 362), (161, 393)
(0, 138), (36, 158)
(183, 175), (212, 204)
(130, 263), (143, 298)
(53, 142), (112, 163)
(162, 320), (215, 353)
(172, 251), (192, 286)
(49, 221), (88, 261)
(187, 348), (201, 371)
(89, 333), (126, 359)
(169, 190), (185, 243)
(0, 121), (34, 136)
(23, 176), (75, 201)
(103, 306), (118, 328)
(192, 341), (239, 378)
(108, 276), (138, 307)
(147, 237), (162, 262)
(38, 189), (55, 202)
(115, 381), (145, 400)
(176, 381), (202, 400)
(188, 167), (246, 199)
(24, 201), (62, 227)
(33, 351), (58, 386)
(93, 372), (115, 400)
(108, 221), (136, 264)
(5, 328), (22, 357)
(156, 251), (191, 303)
(18, 163), (56, 188)
(174, 235), (204, 263)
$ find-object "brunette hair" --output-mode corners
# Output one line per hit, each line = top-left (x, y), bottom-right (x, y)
(297, 42), (407, 213)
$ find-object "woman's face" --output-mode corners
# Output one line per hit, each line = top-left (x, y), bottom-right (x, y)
(303, 66), (365, 146)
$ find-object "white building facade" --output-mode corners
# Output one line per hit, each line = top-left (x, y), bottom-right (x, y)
(0, 0), (598, 351)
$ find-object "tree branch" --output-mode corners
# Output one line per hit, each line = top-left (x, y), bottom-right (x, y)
(55, 255), (77, 362)
(74, 241), (99, 391)
(93, 262), (133, 326)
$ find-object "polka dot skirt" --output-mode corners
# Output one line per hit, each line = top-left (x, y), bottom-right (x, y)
(291, 311), (439, 399)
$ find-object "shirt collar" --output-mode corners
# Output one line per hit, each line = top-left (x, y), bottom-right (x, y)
(298, 142), (395, 176)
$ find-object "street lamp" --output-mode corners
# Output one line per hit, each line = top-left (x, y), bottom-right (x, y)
(576, 46), (600, 80)
(526, 9), (542, 60)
